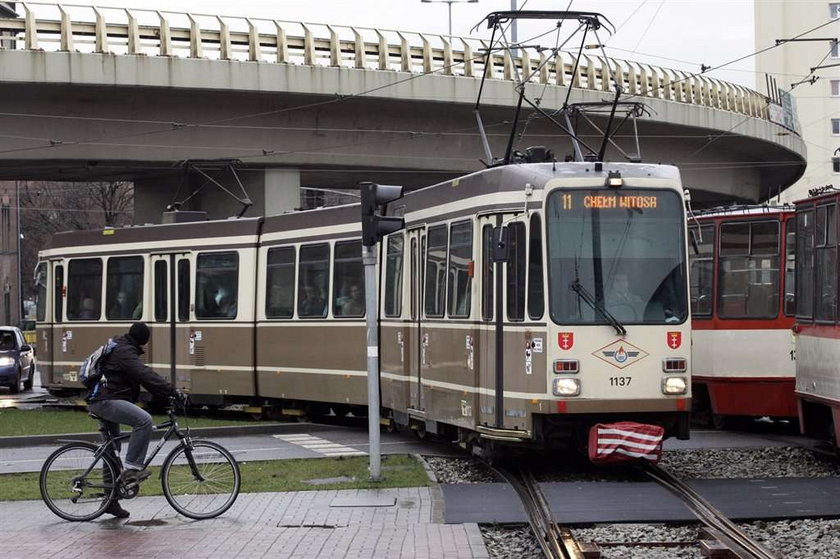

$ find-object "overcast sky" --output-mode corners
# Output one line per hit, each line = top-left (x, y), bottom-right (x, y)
(92, 1), (764, 87)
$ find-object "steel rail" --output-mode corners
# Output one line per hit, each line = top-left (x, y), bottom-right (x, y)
(486, 462), (586, 559)
(643, 463), (777, 559)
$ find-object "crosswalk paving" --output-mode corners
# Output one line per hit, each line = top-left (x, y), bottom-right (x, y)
(273, 433), (367, 457)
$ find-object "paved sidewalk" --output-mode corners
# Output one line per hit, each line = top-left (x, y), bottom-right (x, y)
(3, 487), (489, 558)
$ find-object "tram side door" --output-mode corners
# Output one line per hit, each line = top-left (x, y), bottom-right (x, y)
(406, 228), (424, 412)
(149, 253), (192, 389)
(476, 214), (515, 429)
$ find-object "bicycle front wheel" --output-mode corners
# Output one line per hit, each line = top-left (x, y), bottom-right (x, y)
(161, 440), (240, 520)
(40, 442), (119, 521)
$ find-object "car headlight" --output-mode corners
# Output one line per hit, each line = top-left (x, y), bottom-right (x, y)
(0, 356), (15, 366)
(662, 376), (687, 395)
(552, 377), (580, 396)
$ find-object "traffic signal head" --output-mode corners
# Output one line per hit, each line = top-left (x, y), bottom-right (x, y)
(360, 182), (405, 246)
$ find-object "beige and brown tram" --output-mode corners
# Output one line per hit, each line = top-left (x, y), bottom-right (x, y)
(35, 161), (691, 448)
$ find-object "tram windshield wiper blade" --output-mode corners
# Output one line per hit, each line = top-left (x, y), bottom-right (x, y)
(569, 279), (627, 336)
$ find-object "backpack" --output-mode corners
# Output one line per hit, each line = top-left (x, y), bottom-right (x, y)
(80, 338), (118, 394)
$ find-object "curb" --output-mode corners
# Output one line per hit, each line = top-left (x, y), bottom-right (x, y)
(0, 422), (335, 449)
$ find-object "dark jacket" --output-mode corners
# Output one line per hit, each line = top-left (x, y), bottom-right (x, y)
(89, 334), (175, 403)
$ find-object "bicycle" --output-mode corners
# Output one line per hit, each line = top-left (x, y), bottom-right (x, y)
(39, 398), (241, 521)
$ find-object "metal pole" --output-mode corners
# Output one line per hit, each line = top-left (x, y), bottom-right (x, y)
(448, 1), (452, 37)
(362, 244), (382, 481)
(15, 180), (21, 324)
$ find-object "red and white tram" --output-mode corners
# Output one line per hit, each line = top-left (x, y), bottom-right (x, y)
(793, 191), (840, 445)
(689, 206), (797, 427)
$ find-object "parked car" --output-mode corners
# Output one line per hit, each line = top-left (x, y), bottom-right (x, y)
(0, 326), (35, 393)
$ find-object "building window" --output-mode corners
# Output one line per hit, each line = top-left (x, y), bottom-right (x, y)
(832, 3), (840, 19)
(833, 118), (840, 135)
(833, 80), (840, 97)
(833, 39), (840, 58)
(833, 157), (840, 173)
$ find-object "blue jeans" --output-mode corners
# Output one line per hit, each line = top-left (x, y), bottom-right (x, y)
(88, 399), (153, 470)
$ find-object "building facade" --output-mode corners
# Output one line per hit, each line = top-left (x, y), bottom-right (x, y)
(756, 1), (840, 202)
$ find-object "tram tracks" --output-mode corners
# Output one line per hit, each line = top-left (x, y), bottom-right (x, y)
(641, 462), (778, 559)
(485, 462), (591, 559)
(485, 458), (778, 559)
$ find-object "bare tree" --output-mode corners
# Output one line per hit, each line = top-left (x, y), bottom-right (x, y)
(19, 180), (134, 297)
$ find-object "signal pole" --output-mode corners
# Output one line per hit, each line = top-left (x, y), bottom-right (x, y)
(360, 182), (405, 481)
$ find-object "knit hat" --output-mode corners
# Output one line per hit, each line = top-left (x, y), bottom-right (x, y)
(128, 322), (150, 346)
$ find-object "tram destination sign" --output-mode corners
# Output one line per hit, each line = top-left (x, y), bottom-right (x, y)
(559, 192), (661, 211)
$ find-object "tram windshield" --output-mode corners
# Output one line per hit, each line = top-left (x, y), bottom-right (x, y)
(546, 188), (687, 326)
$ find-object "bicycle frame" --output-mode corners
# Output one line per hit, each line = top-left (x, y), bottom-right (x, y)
(90, 408), (203, 485)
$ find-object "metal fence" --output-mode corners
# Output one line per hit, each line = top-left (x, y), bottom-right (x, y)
(1, 2), (772, 122)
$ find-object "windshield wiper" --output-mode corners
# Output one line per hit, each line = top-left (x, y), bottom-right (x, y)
(569, 279), (627, 336)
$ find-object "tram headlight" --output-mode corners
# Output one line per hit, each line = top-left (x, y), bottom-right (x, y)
(552, 377), (580, 396)
(0, 357), (14, 366)
(662, 376), (687, 395)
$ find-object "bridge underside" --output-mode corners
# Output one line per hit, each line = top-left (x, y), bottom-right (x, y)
(0, 75), (805, 220)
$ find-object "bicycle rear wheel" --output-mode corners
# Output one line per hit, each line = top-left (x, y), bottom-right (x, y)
(161, 440), (240, 519)
(40, 442), (119, 521)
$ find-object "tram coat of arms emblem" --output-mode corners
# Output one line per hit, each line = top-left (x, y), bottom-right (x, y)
(667, 331), (682, 349)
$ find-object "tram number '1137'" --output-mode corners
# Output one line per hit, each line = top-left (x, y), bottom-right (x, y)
(609, 376), (632, 387)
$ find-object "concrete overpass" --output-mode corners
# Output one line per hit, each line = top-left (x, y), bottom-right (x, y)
(0, 3), (807, 221)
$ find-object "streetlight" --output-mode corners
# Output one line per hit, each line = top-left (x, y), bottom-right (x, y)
(420, 0), (478, 38)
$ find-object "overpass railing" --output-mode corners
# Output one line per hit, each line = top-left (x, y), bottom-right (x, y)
(0, 2), (774, 124)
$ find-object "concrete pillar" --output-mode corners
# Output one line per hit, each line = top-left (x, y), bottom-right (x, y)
(133, 168), (301, 224)
(263, 169), (300, 217)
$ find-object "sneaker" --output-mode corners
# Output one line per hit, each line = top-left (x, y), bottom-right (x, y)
(121, 469), (151, 485)
(104, 501), (130, 519)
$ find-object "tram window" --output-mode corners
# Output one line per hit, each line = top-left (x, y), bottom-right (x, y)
(35, 263), (46, 322)
(528, 214), (545, 320)
(796, 209), (815, 319)
(333, 240), (364, 318)
(177, 260), (190, 321)
(54, 265), (64, 322)
(266, 247), (295, 319)
(507, 222), (526, 321)
(481, 225), (494, 321)
(384, 234), (404, 318)
(424, 225), (447, 318)
(448, 221), (472, 318)
(154, 260), (167, 322)
(67, 258), (103, 320)
(196, 252), (239, 320)
(784, 217), (796, 316)
(718, 221), (779, 319)
(298, 244), (329, 318)
(815, 204), (837, 322)
(106, 256), (144, 320)
(688, 224), (714, 316)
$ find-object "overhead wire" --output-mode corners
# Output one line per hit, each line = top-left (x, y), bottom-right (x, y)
(629, 0), (665, 57)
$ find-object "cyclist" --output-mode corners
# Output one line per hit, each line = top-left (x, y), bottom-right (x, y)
(87, 322), (185, 518)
